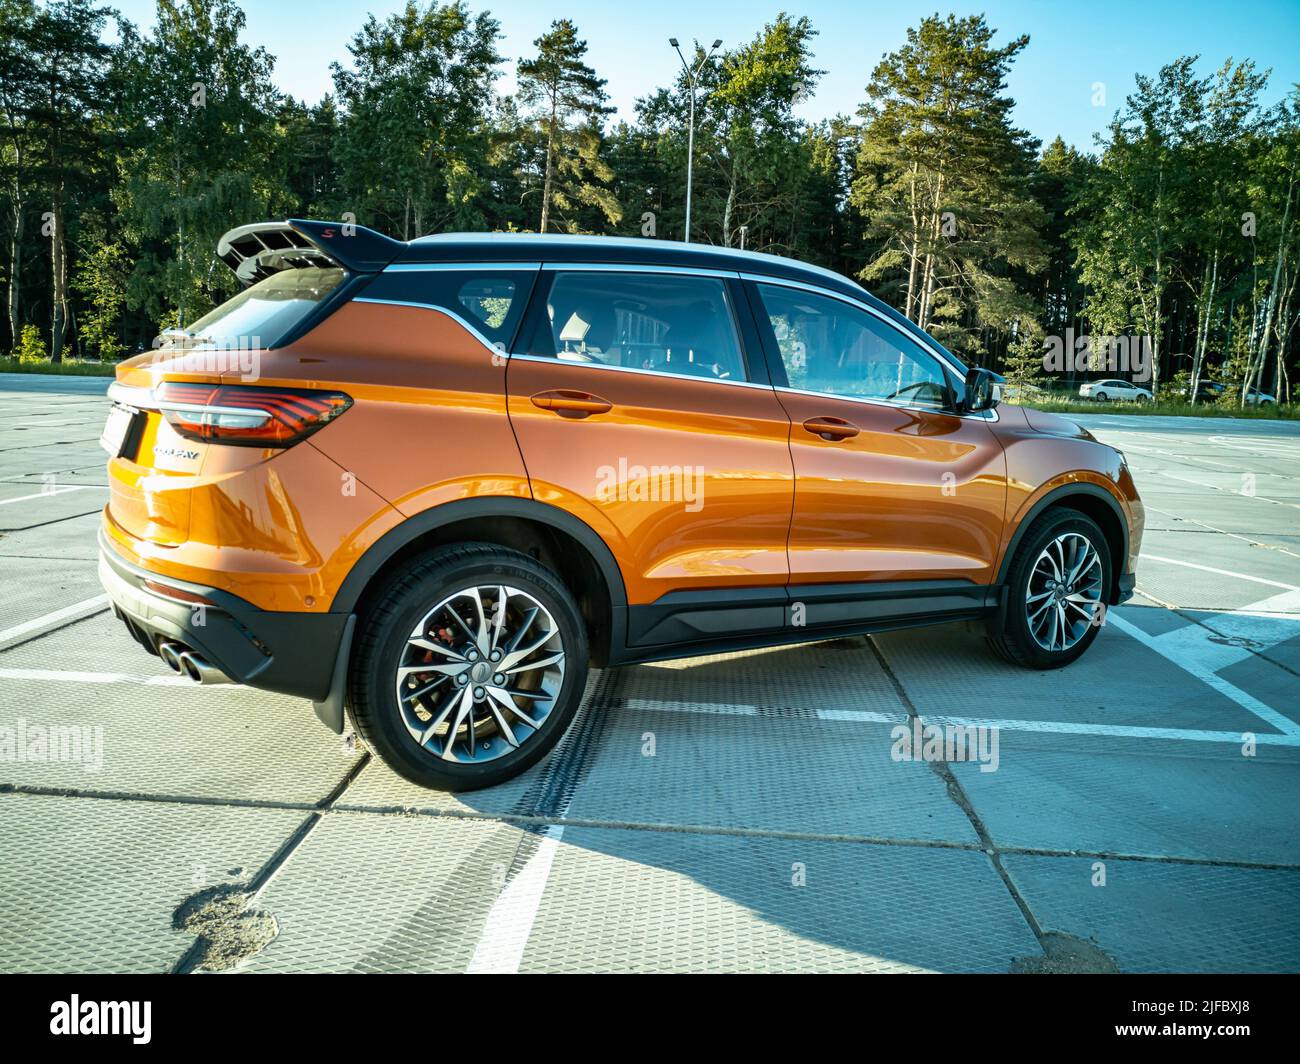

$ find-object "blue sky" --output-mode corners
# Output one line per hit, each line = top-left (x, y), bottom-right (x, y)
(108, 0), (1300, 151)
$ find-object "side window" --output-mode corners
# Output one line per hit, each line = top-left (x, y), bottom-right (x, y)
(756, 283), (954, 410)
(529, 272), (747, 382)
(456, 276), (518, 334)
(363, 269), (532, 348)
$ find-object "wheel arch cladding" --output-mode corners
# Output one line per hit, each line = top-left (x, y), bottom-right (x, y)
(332, 497), (627, 667)
(998, 484), (1129, 603)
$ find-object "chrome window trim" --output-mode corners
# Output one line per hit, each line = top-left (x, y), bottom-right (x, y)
(507, 352), (777, 392)
(363, 262), (998, 417)
(774, 384), (1000, 423)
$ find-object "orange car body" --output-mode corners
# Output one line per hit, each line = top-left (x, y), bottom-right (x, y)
(98, 220), (1143, 731)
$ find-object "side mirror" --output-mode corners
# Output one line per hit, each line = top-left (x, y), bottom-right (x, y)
(963, 367), (1004, 413)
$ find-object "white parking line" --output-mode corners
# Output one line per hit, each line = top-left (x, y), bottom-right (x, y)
(1142, 554), (1299, 592)
(465, 825), (565, 975)
(4, 663), (1294, 746)
(0, 485), (101, 506)
(625, 698), (757, 716)
(1107, 611), (1300, 737)
(1208, 434), (1300, 458)
(0, 595), (109, 650)
(0, 667), (194, 686)
(628, 699), (1300, 746)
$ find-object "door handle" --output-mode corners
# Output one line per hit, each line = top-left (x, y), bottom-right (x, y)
(530, 389), (613, 419)
(802, 416), (859, 441)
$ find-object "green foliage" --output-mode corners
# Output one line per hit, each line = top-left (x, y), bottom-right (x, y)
(1002, 332), (1046, 388)
(14, 322), (46, 362)
(850, 14), (1045, 356)
(0, 4), (1295, 400)
(111, 0), (291, 328)
(516, 19), (618, 233)
(331, 0), (502, 239)
(636, 14), (823, 250)
(73, 241), (128, 360)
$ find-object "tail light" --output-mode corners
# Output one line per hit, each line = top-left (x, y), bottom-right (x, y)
(154, 382), (352, 447)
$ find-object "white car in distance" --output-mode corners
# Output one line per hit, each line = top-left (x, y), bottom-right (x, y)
(1078, 379), (1153, 403)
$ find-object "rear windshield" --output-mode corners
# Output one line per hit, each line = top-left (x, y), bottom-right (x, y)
(169, 267), (345, 350)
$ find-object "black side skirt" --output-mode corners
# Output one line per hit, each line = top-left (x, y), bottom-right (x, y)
(614, 579), (997, 667)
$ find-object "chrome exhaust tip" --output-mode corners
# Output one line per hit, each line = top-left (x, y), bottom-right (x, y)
(159, 642), (184, 673)
(177, 649), (234, 686)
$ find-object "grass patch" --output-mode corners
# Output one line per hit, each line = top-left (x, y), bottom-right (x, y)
(1012, 397), (1298, 420)
(0, 357), (119, 377)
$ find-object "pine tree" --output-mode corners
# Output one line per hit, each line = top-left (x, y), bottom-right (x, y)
(517, 19), (618, 234)
(850, 14), (1045, 357)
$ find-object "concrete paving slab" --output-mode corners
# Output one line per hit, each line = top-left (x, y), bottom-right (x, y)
(1219, 640), (1300, 725)
(1142, 492), (1297, 536)
(597, 635), (908, 714)
(0, 556), (107, 636)
(0, 486), (107, 532)
(522, 828), (1038, 972)
(0, 612), (360, 803)
(344, 661), (975, 843)
(0, 791), (308, 973)
(239, 809), (512, 973)
(1113, 600), (1195, 636)
(874, 622), (1268, 735)
(0, 453), (103, 482)
(560, 700), (977, 843)
(952, 738), (1300, 864)
(1002, 854), (1300, 973)
(1138, 531), (1300, 605)
(0, 510), (103, 560)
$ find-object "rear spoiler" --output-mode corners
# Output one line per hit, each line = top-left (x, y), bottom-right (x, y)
(216, 219), (405, 286)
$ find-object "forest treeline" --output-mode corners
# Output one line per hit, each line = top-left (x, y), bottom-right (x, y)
(2, 0), (1297, 401)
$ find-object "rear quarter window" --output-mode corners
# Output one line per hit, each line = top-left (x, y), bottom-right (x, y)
(360, 268), (537, 349)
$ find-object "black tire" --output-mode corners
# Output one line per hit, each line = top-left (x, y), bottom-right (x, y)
(987, 508), (1113, 670)
(348, 543), (589, 791)
(1095, 392), (1109, 402)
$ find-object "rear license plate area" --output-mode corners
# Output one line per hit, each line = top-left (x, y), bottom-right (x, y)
(100, 403), (144, 459)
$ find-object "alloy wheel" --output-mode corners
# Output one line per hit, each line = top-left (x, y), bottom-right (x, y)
(1025, 532), (1104, 652)
(394, 584), (566, 763)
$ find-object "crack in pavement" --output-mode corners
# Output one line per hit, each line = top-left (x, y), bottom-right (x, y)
(6, 783), (1298, 873)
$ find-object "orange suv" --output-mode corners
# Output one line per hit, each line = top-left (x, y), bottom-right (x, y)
(98, 219), (1143, 789)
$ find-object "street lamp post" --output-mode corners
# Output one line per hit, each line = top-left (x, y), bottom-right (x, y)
(669, 37), (722, 244)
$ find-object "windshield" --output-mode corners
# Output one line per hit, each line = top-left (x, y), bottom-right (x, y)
(169, 267), (345, 349)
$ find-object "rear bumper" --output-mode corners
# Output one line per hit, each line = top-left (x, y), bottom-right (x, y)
(98, 528), (349, 701)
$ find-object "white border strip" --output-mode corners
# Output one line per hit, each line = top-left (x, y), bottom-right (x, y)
(0, 485), (98, 507)
(0, 595), (109, 650)
(1142, 554), (1300, 592)
(465, 825), (565, 974)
